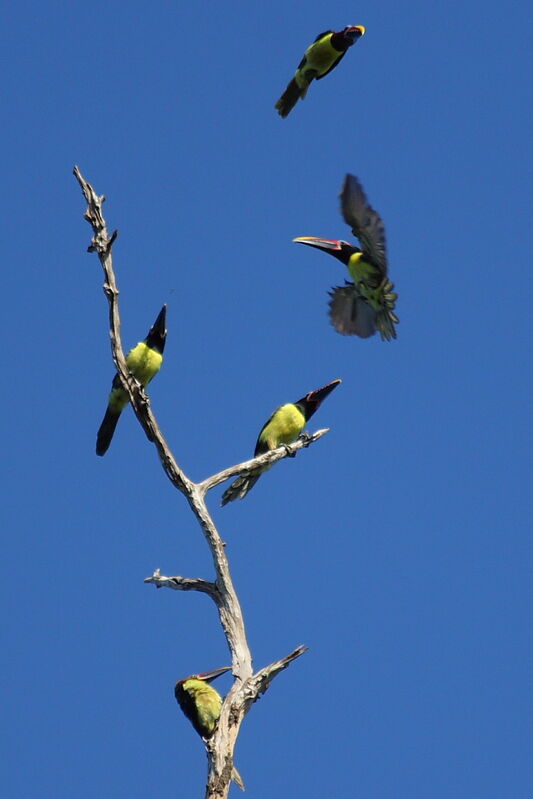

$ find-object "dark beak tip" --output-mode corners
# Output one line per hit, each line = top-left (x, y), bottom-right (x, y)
(154, 305), (167, 326)
(323, 378), (342, 394)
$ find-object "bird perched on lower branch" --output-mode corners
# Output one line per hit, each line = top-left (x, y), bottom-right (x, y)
(96, 305), (167, 455)
(294, 174), (399, 341)
(221, 378), (341, 505)
(174, 666), (245, 791)
(275, 26), (365, 117)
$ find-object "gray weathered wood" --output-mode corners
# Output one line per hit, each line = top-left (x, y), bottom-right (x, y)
(74, 167), (315, 797)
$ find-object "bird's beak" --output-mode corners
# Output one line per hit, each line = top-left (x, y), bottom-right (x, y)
(293, 236), (343, 253)
(348, 25), (366, 37)
(306, 378), (342, 405)
(294, 378), (342, 409)
(197, 666), (232, 684)
(152, 304), (167, 335)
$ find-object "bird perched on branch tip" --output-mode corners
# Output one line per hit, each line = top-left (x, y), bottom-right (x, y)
(221, 378), (341, 505)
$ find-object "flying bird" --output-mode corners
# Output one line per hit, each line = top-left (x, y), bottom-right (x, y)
(95, 305), (167, 455)
(221, 378), (341, 505)
(275, 26), (365, 118)
(174, 666), (245, 791)
(294, 174), (399, 340)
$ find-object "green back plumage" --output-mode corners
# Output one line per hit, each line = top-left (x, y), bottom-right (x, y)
(176, 678), (223, 738)
(95, 305), (167, 455)
(174, 673), (245, 790)
(295, 32), (342, 90)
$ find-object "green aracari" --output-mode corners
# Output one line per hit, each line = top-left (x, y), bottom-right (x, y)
(95, 305), (167, 456)
(294, 174), (399, 341)
(174, 667), (245, 791)
(221, 378), (341, 505)
(275, 26), (365, 118)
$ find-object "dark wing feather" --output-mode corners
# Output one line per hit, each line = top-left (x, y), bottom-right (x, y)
(254, 408), (282, 455)
(340, 174), (387, 273)
(328, 283), (377, 338)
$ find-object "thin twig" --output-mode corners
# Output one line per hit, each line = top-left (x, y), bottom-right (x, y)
(246, 644), (309, 699)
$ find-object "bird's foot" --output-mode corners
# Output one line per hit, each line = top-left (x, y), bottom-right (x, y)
(281, 443), (297, 458)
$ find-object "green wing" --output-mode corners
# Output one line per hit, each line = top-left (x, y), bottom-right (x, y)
(316, 50), (347, 80)
(254, 406), (282, 455)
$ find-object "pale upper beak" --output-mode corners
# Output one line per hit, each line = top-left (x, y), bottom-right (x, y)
(293, 236), (343, 251)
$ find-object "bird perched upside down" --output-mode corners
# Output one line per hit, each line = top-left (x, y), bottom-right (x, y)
(221, 378), (341, 505)
(294, 174), (399, 341)
(174, 666), (245, 791)
(275, 26), (365, 118)
(95, 305), (167, 455)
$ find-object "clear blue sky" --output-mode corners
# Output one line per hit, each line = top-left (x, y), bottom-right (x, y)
(2, 1), (531, 797)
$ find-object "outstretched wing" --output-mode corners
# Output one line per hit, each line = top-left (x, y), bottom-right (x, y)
(328, 283), (377, 338)
(340, 174), (387, 273)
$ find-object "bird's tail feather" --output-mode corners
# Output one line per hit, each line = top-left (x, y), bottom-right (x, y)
(275, 78), (302, 117)
(221, 472), (262, 506)
(96, 407), (121, 456)
(376, 279), (399, 341)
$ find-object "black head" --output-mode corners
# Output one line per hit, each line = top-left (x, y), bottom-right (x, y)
(293, 378), (342, 422)
(144, 304), (167, 353)
(331, 25), (365, 50)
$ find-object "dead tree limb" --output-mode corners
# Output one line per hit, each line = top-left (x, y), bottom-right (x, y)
(74, 166), (319, 797)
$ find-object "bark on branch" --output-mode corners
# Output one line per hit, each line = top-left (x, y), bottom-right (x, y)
(198, 428), (330, 495)
(144, 569), (218, 598)
(74, 167), (316, 797)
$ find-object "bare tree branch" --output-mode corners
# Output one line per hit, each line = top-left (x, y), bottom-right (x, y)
(73, 165), (192, 494)
(246, 644), (309, 700)
(144, 569), (218, 598)
(74, 167), (315, 797)
(198, 428), (330, 495)
(205, 645), (308, 798)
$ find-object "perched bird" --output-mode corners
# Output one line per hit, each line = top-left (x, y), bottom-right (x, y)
(221, 378), (341, 505)
(275, 26), (365, 118)
(175, 666), (245, 791)
(95, 305), (167, 456)
(294, 174), (399, 341)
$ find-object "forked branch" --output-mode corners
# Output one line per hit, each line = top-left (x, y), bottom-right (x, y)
(74, 167), (315, 798)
